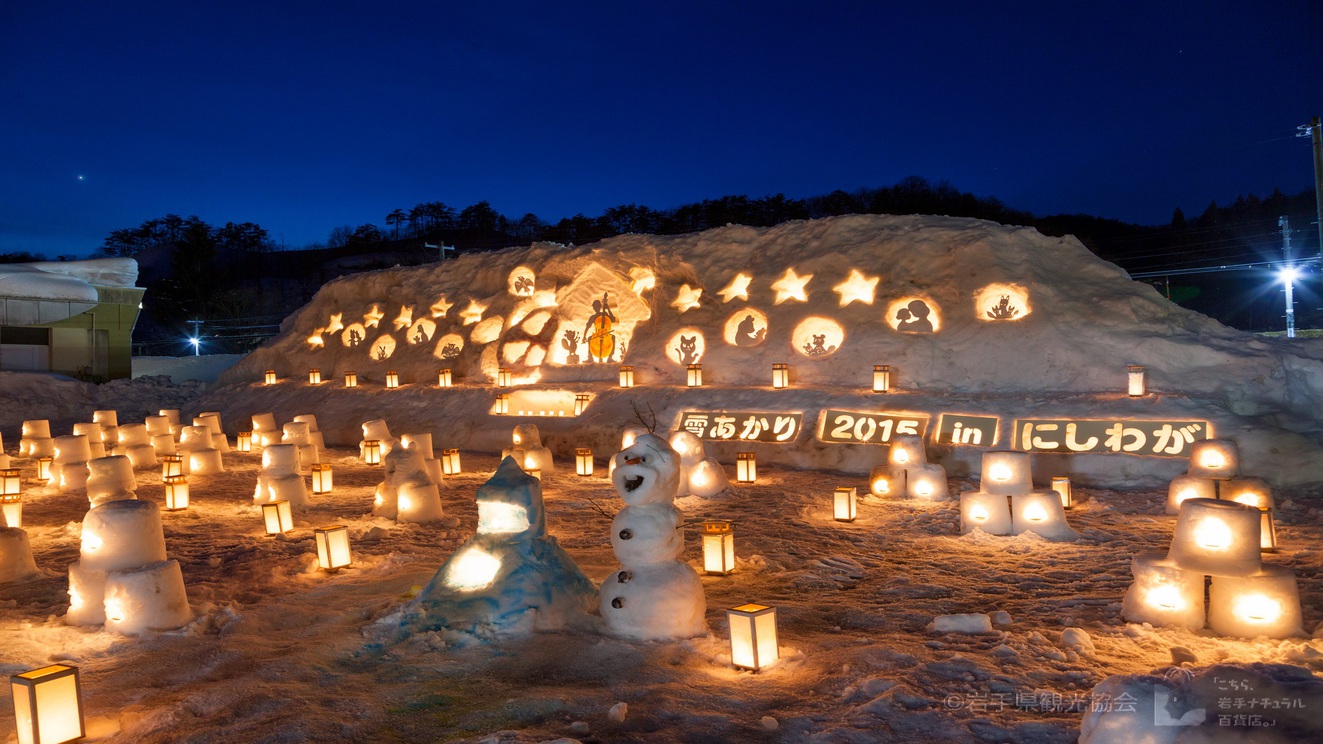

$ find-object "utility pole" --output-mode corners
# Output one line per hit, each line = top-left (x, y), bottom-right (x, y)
(424, 242), (455, 261)
(1299, 117), (1323, 273)
(1280, 217), (1295, 339)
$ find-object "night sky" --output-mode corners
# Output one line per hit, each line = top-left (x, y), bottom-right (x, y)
(2, 1), (1320, 256)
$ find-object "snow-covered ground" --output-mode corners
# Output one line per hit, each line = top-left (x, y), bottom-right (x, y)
(132, 355), (242, 385)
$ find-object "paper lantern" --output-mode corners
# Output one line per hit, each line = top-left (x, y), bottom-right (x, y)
(160, 454), (184, 479)
(980, 451), (1032, 496)
(10, 663), (85, 744)
(1166, 498), (1261, 576)
(960, 491), (1012, 535)
(833, 486), (857, 522)
(574, 393), (591, 416)
(385, 370), (400, 388)
(1165, 474), (1215, 515)
(1259, 507), (1278, 552)
(308, 368), (322, 384)
(261, 499), (294, 535)
(1188, 439), (1238, 479)
(264, 369), (277, 385)
(437, 368), (453, 387)
(163, 475), (189, 511)
(441, 449), (461, 475)
(727, 603), (778, 671)
(314, 525), (352, 572)
(618, 365), (635, 388)
(362, 440), (382, 465)
(311, 463), (333, 494)
(235, 431), (252, 453)
(687, 363), (703, 387)
(1120, 551), (1206, 631)
(2, 468), (18, 495)
(1222, 477), (1273, 511)
(1127, 365), (1145, 396)
(1011, 490), (1077, 541)
(736, 452), (756, 483)
(869, 465), (903, 497)
(575, 449), (594, 477)
(772, 363), (789, 389)
(1, 493), (21, 529)
(344, 371), (358, 388)
(493, 394), (510, 415)
(906, 463), (948, 501)
(36, 457), (53, 482)
(1051, 476), (1073, 509)
(888, 435), (925, 467)
(1208, 564), (1303, 639)
(497, 368), (512, 387)
(873, 364), (890, 393)
(701, 521), (735, 575)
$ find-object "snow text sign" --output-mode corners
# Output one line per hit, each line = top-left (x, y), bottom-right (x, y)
(1014, 419), (1211, 457)
(934, 414), (1000, 447)
(678, 411), (803, 443)
(817, 409), (929, 445)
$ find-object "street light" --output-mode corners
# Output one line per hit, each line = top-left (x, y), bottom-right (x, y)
(1279, 265), (1300, 339)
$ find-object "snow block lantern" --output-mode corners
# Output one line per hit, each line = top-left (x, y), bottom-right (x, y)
(1011, 491), (1078, 541)
(85, 455), (136, 508)
(52, 435), (91, 492)
(869, 465), (903, 497)
(0, 526), (39, 583)
(250, 413), (278, 448)
(727, 603), (778, 671)
(1120, 551), (1206, 632)
(1165, 474), (1216, 515)
(888, 435), (925, 468)
(102, 559), (192, 635)
(19, 420), (55, 459)
(71, 424), (104, 459)
(179, 425), (224, 475)
(502, 424), (554, 473)
(314, 525), (352, 572)
(1222, 477), (1273, 511)
(1166, 498), (1261, 577)
(10, 663), (84, 744)
(281, 421), (318, 468)
(1208, 564), (1304, 639)
(906, 463), (949, 501)
(1188, 439), (1238, 479)
(195, 412), (228, 452)
(668, 430), (729, 497)
(960, 491), (1013, 536)
(373, 445), (444, 523)
(254, 444), (308, 506)
(701, 521), (735, 575)
(980, 451), (1032, 496)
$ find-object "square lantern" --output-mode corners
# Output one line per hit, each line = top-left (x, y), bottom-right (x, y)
(497, 368), (512, 388)
(493, 393), (510, 415)
(2, 468), (19, 495)
(363, 440), (382, 465)
(618, 365), (635, 388)
(235, 431), (253, 453)
(36, 457), (53, 482)
(441, 449), (461, 475)
(161, 454), (184, 479)
(264, 369), (277, 385)
(1127, 365), (1146, 396)
(1051, 476), (1073, 509)
(772, 363), (789, 389)
(311, 464), (334, 494)
(10, 663), (85, 744)
(1, 492), (21, 529)
(873, 364), (891, 393)
(1166, 498), (1262, 577)
(575, 448), (594, 477)
(1165, 474), (1216, 515)
(385, 370), (400, 388)
(1208, 565), (1303, 639)
(437, 368), (453, 387)
(1188, 439), (1239, 480)
(261, 499), (294, 535)
(687, 363), (703, 387)
(308, 368), (322, 385)
(344, 371), (358, 388)
(833, 486), (857, 522)
(163, 475), (190, 511)
(1259, 507), (1278, 552)
(736, 452), (756, 484)
(314, 525), (352, 572)
(701, 521), (736, 575)
(574, 394), (591, 416)
(727, 603), (778, 671)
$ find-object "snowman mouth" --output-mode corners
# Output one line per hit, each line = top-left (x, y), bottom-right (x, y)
(624, 475), (645, 493)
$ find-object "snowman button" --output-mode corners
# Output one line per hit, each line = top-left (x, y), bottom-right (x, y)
(618, 570), (632, 583)
(611, 597), (624, 609)
(619, 528), (633, 540)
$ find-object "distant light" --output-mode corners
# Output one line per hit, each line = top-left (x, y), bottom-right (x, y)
(1279, 266), (1301, 283)
(188, 337), (199, 347)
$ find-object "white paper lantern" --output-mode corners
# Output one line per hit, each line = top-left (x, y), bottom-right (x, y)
(701, 521), (735, 575)
(736, 452), (756, 484)
(10, 663), (84, 744)
(833, 486), (857, 522)
(727, 603), (777, 671)
(308, 368), (322, 384)
(314, 525), (352, 571)
(261, 499), (294, 535)
(1127, 365), (1145, 396)
(872, 364), (890, 393)
(618, 365), (635, 388)
(1050, 476), (1072, 509)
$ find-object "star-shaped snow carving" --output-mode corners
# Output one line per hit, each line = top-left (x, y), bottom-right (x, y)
(718, 273), (752, 303)
(771, 268), (812, 304)
(671, 284), (703, 313)
(833, 269), (880, 306)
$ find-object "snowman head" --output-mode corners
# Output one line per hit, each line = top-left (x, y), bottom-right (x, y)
(511, 424), (541, 449)
(611, 433), (680, 506)
(475, 456), (545, 540)
(611, 504), (683, 566)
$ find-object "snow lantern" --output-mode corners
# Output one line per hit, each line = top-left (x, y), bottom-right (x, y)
(344, 371), (358, 388)
(264, 369), (277, 385)
(251, 413), (279, 448)
(1259, 508), (1278, 552)
(311, 464), (333, 494)
(0, 527), (38, 582)
(385, 370), (400, 388)
(833, 486), (857, 522)
(873, 364), (890, 393)
(493, 393), (510, 415)
(9, 663), (84, 744)
(308, 368), (321, 385)
(20, 420), (55, 458)
(437, 368), (453, 387)
(1167, 498), (1261, 576)
(1121, 551), (1206, 631)
(70, 424), (104, 459)
(441, 449), (461, 475)
(160, 454), (184, 479)
(1011, 491), (1078, 541)
(1127, 365), (1145, 396)
(102, 559), (192, 635)
(1208, 564), (1303, 639)
(163, 476), (189, 511)
(1051, 476), (1073, 509)
(363, 440), (382, 465)
(80, 499), (166, 572)
(52, 435), (91, 491)
(1165, 474), (1215, 515)
(180, 426), (224, 475)
(158, 409), (182, 434)
(117, 424), (157, 469)
(888, 435), (925, 468)
(619, 365), (635, 388)
(980, 451), (1032, 496)
(314, 525), (352, 572)
(869, 465), (902, 496)
(772, 363), (789, 389)
(497, 368), (512, 388)
(261, 500), (294, 535)
(1223, 477), (1273, 511)
(576, 449), (594, 477)
(526, 468), (542, 481)
(906, 463), (948, 501)
(236, 432), (252, 453)
(1188, 439), (1238, 479)
(687, 363), (703, 387)
(727, 603), (778, 671)
(736, 452), (756, 483)
(36, 457), (53, 482)
(701, 521), (735, 576)
(960, 492), (1012, 536)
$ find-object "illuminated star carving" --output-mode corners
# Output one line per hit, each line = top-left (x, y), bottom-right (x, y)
(307, 329), (325, 347)
(430, 296), (453, 318)
(363, 304), (385, 328)
(630, 267), (656, 294)
(671, 284), (703, 313)
(771, 268), (813, 304)
(324, 313), (344, 335)
(393, 305), (414, 330)
(718, 273), (752, 303)
(833, 269), (880, 306)
(459, 300), (486, 326)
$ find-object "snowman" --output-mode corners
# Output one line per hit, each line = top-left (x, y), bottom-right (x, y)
(599, 433), (707, 640)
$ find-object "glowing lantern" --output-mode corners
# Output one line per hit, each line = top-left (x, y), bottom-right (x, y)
(2, 468), (19, 495)
(960, 492), (1013, 535)
(906, 463), (948, 501)
(264, 369), (277, 385)
(344, 371), (358, 388)
(438, 368), (453, 387)
(687, 363), (703, 387)
(980, 451), (1032, 496)
(0, 492), (20, 528)
(497, 368), (512, 387)
(36, 457), (53, 482)
(575, 449), (594, 477)
(10, 663), (85, 744)
(526, 468), (542, 481)
(1259, 507), (1278, 552)
(873, 364), (890, 393)
(1223, 477), (1273, 511)
(1165, 474), (1216, 515)
(235, 431), (253, 453)
(1011, 491), (1077, 540)
(1127, 365), (1145, 396)
(163, 475), (189, 511)
(161, 454), (184, 479)
(888, 435), (924, 468)
(311, 464), (333, 495)
(385, 370), (400, 388)
(314, 525), (352, 572)
(1120, 551), (1206, 631)
(727, 603), (778, 671)
(574, 394), (591, 416)
(1188, 439), (1238, 479)
(444, 546), (502, 591)
(261, 499), (294, 535)
(308, 368), (322, 384)
(362, 440), (382, 465)
(833, 486), (857, 522)
(1208, 564), (1303, 639)
(772, 363), (789, 389)
(736, 452), (756, 483)
(441, 449), (461, 475)
(1166, 498), (1261, 576)
(493, 393), (510, 415)
(619, 365), (635, 388)
(869, 465), (902, 497)
(1051, 476), (1073, 509)
(701, 521), (735, 575)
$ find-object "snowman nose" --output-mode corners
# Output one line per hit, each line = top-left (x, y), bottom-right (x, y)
(625, 456), (642, 465)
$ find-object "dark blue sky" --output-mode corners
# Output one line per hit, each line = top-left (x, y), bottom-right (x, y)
(2, 1), (1319, 256)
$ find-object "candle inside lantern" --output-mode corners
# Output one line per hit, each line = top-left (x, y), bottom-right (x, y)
(264, 369), (277, 385)
(441, 449), (461, 475)
(1011, 491), (1078, 541)
(163, 475), (189, 511)
(701, 521), (736, 575)
(873, 364), (890, 393)
(1127, 364), (1145, 396)
(308, 368), (321, 384)
(906, 462), (948, 501)
(727, 603), (778, 671)
(10, 663), (85, 744)
(385, 370), (400, 388)
(1223, 477), (1273, 511)
(437, 368), (453, 387)
(575, 449), (593, 477)
(1051, 476), (1072, 509)
(772, 363), (789, 389)
(736, 452), (756, 483)
(261, 499), (294, 535)
(980, 451), (1032, 495)
(311, 463), (334, 494)
(687, 363), (703, 387)
(314, 525), (352, 571)
(833, 486), (857, 522)
(362, 440), (382, 465)
(618, 365), (635, 388)
(869, 465), (903, 497)
(344, 371), (358, 388)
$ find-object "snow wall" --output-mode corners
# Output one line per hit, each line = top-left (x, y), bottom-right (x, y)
(202, 214), (1323, 491)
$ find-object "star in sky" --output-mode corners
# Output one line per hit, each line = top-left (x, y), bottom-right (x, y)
(363, 304), (385, 328)
(393, 305), (414, 330)
(430, 296), (453, 318)
(718, 273), (752, 303)
(833, 269), (880, 306)
(771, 268), (812, 304)
(459, 300), (486, 325)
(671, 284), (703, 313)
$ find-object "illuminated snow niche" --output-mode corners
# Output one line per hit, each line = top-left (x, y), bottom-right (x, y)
(501, 390), (590, 418)
(471, 317), (504, 345)
(407, 318), (436, 345)
(722, 309), (769, 348)
(478, 502), (530, 534)
(433, 333), (465, 360)
(975, 284), (1031, 321)
(368, 334), (397, 361)
(444, 546), (502, 591)
(666, 329), (706, 366)
(792, 317), (844, 359)
(885, 298), (940, 333)
(509, 266), (536, 296)
(341, 323), (368, 348)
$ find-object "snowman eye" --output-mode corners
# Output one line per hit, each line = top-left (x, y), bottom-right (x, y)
(617, 570), (632, 583)
(619, 529), (633, 540)
(611, 597), (624, 609)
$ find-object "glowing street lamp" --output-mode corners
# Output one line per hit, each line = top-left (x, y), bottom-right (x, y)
(1280, 264), (1300, 339)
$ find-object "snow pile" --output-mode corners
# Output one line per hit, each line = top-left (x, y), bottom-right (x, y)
(0, 371), (208, 447)
(17, 257), (138, 289)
